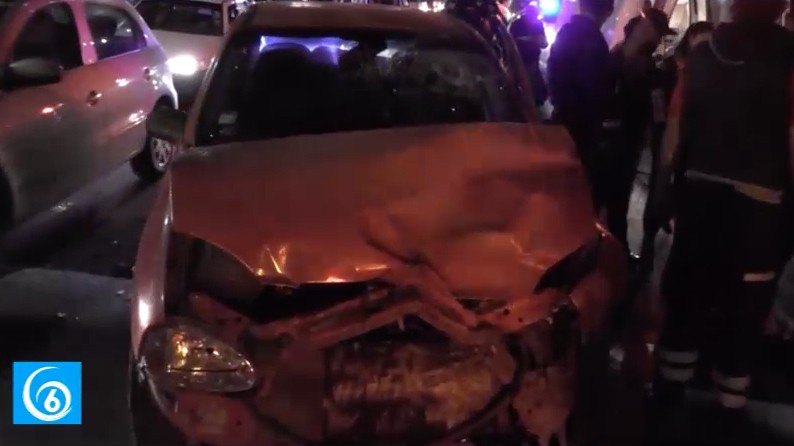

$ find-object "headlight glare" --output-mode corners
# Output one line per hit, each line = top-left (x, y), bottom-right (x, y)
(141, 323), (255, 392)
(167, 55), (199, 76)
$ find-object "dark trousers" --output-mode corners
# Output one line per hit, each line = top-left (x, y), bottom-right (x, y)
(602, 124), (646, 247)
(558, 118), (604, 211)
(658, 180), (787, 381)
(639, 122), (665, 269)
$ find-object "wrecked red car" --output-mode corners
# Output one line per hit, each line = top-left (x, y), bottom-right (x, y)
(129, 2), (628, 446)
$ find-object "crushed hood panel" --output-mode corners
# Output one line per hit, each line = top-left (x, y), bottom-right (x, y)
(170, 123), (597, 299)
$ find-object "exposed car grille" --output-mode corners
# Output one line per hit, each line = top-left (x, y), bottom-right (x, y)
(323, 317), (503, 444)
(219, 281), (382, 324)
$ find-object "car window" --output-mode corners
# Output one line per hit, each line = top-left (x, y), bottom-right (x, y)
(136, 0), (223, 36)
(196, 30), (527, 146)
(86, 3), (146, 60)
(11, 3), (82, 70)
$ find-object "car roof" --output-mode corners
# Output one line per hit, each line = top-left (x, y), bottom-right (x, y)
(241, 2), (479, 41)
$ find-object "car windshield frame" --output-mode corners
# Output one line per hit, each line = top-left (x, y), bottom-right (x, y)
(136, 0), (224, 36)
(195, 27), (528, 146)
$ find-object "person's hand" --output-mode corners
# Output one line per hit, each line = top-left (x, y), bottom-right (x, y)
(649, 185), (674, 231)
(785, 11), (794, 32)
(661, 218), (673, 234)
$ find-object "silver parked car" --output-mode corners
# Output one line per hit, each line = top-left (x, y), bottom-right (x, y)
(0, 0), (177, 229)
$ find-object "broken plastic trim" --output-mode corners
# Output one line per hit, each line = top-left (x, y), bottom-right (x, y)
(533, 234), (603, 294)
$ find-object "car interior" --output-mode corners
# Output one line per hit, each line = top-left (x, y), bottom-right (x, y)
(213, 36), (503, 143)
(12, 7), (82, 71)
(87, 12), (141, 60)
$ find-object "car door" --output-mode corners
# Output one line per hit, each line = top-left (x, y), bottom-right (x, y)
(81, 1), (160, 169)
(0, 2), (103, 221)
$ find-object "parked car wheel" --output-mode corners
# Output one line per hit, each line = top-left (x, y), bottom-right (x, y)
(131, 104), (177, 182)
(128, 353), (186, 446)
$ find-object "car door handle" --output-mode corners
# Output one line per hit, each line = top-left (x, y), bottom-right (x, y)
(143, 67), (153, 81)
(86, 91), (102, 106)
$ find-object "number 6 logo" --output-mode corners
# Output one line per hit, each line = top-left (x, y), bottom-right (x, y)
(22, 366), (72, 422)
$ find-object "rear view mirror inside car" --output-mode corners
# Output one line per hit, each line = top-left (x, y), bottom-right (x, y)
(146, 106), (188, 144)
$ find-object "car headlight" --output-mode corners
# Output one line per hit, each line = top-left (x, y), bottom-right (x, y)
(140, 323), (255, 392)
(167, 55), (199, 76)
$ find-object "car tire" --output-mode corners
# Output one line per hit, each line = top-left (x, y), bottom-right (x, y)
(128, 353), (186, 446)
(131, 104), (177, 183)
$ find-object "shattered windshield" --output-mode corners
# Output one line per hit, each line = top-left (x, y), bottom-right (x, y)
(136, 0), (223, 36)
(196, 29), (527, 145)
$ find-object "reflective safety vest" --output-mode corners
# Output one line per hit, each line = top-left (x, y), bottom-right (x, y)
(679, 22), (794, 195)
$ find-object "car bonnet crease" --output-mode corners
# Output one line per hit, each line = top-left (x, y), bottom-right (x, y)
(168, 122), (598, 300)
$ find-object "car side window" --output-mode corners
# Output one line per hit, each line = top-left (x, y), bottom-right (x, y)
(85, 3), (146, 60)
(12, 3), (83, 70)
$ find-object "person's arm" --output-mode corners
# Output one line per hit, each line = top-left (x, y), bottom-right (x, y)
(546, 37), (564, 107)
(533, 21), (548, 49)
(650, 73), (683, 218)
(546, 25), (572, 112)
(661, 76), (683, 167)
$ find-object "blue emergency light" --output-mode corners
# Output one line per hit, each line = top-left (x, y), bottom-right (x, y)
(538, 0), (560, 17)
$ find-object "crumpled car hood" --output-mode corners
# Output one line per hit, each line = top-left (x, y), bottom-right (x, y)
(169, 123), (598, 299)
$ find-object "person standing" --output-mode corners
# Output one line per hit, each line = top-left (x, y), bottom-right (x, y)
(603, 8), (675, 250)
(444, 0), (502, 50)
(651, 0), (794, 432)
(445, 0), (516, 71)
(547, 0), (614, 210)
(639, 21), (713, 276)
(509, 1), (548, 109)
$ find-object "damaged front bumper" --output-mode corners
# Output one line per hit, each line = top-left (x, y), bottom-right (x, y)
(131, 235), (626, 446)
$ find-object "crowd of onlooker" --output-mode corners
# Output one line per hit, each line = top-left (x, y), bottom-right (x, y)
(441, 0), (794, 438)
(509, 0), (794, 440)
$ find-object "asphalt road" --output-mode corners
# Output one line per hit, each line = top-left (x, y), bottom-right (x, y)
(0, 165), (158, 278)
(0, 165), (156, 446)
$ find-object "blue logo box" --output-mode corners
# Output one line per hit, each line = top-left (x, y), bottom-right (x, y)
(12, 362), (82, 425)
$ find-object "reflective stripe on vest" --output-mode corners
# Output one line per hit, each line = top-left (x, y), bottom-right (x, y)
(684, 169), (783, 204)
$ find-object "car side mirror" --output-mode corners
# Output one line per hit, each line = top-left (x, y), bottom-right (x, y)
(5, 57), (62, 88)
(146, 107), (187, 144)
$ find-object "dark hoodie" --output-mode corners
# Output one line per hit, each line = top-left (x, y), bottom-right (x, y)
(679, 22), (794, 191)
(547, 15), (611, 130)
